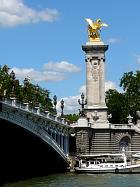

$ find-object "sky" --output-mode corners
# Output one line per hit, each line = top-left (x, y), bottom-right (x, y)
(0, 0), (140, 114)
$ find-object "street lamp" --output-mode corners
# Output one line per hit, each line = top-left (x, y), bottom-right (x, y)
(78, 93), (87, 117)
(10, 70), (16, 98)
(23, 77), (29, 103)
(45, 91), (49, 112)
(53, 95), (57, 114)
(60, 99), (64, 117)
(35, 84), (40, 108)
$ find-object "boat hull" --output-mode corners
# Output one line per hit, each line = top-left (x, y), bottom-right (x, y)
(75, 165), (140, 174)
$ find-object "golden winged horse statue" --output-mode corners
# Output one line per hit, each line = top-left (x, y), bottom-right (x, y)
(85, 18), (108, 42)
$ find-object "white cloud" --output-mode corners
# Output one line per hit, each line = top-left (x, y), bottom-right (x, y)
(105, 81), (117, 91)
(56, 95), (80, 115)
(79, 85), (86, 95)
(137, 57), (140, 64)
(44, 61), (80, 73)
(134, 54), (140, 64)
(0, 0), (58, 27)
(12, 61), (80, 83)
(106, 37), (120, 44)
(12, 67), (66, 83)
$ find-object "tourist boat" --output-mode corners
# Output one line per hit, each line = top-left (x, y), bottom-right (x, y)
(74, 153), (140, 173)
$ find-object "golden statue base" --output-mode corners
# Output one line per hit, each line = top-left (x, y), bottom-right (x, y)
(89, 37), (101, 42)
(86, 40), (105, 46)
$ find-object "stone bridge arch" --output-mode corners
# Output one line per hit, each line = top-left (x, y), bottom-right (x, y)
(0, 99), (71, 182)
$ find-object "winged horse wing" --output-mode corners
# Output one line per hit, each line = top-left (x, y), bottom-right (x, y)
(100, 23), (108, 27)
(85, 18), (97, 29)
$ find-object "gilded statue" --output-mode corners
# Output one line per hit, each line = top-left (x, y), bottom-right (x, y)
(85, 18), (108, 42)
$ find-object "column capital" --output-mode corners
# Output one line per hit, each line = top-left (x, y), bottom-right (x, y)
(82, 44), (108, 54)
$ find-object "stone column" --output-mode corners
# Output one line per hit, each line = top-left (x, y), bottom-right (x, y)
(61, 135), (64, 149)
(57, 133), (61, 146)
(54, 131), (57, 142)
(65, 136), (69, 155)
(82, 42), (109, 126)
(82, 43), (108, 106)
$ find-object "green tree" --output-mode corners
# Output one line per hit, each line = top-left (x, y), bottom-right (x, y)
(64, 113), (79, 123)
(106, 89), (128, 124)
(106, 70), (140, 124)
(0, 65), (54, 113)
(0, 65), (11, 97)
(120, 70), (140, 123)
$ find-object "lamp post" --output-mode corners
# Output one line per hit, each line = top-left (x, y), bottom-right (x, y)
(78, 93), (87, 117)
(10, 70), (16, 98)
(53, 95), (57, 114)
(23, 77), (29, 103)
(35, 84), (40, 108)
(45, 91), (49, 112)
(60, 99), (64, 117)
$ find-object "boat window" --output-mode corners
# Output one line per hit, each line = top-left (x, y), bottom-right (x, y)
(86, 162), (89, 167)
(82, 161), (86, 164)
(115, 160), (124, 163)
(90, 161), (94, 164)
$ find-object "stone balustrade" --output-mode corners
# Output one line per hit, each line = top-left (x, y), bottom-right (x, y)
(110, 123), (133, 129)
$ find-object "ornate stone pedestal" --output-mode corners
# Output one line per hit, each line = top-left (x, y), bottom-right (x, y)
(82, 41), (109, 127)
(77, 117), (89, 127)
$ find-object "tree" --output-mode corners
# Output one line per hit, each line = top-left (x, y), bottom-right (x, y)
(64, 113), (79, 123)
(0, 65), (11, 97)
(106, 70), (140, 124)
(0, 65), (54, 113)
(106, 89), (128, 124)
(120, 70), (140, 123)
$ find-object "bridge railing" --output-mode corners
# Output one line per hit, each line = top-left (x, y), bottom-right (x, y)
(2, 98), (70, 127)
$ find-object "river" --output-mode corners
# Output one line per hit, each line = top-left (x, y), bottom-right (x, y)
(3, 172), (140, 187)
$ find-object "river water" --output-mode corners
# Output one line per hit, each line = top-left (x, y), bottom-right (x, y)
(3, 172), (140, 187)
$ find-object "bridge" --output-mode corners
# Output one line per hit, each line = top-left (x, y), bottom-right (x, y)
(0, 97), (71, 182)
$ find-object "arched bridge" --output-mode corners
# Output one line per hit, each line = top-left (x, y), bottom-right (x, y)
(0, 98), (71, 182)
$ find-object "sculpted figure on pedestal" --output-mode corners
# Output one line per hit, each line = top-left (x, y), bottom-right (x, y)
(85, 18), (108, 42)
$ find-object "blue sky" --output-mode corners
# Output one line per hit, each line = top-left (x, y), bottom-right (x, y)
(0, 0), (140, 114)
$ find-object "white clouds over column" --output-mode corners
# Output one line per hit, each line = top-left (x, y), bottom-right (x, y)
(0, 0), (59, 27)
(57, 82), (119, 114)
